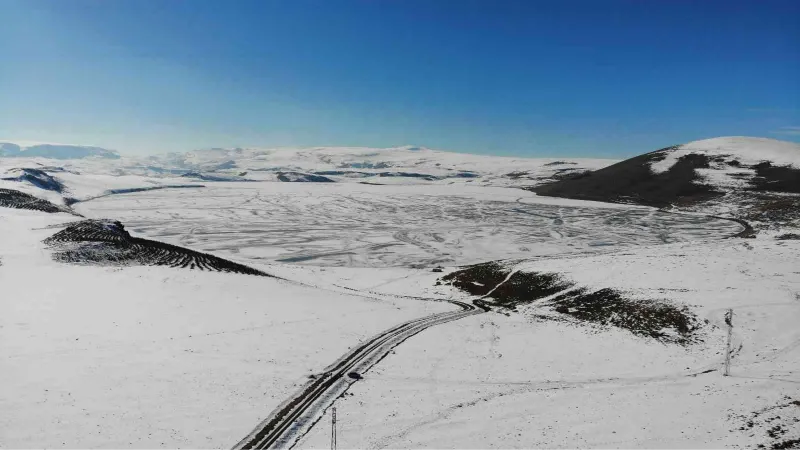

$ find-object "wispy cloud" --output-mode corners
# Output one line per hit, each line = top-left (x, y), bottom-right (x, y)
(772, 126), (800, 136)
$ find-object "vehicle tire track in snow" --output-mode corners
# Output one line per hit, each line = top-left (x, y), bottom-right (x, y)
(232, 299), (482, 449)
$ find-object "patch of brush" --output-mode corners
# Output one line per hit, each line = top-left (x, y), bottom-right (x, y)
(488, 271), (573, 309)
(44, 219), (272, 277)
(438, 261), (511, 296)
(542, 288), (701, 344)
(730, 396), (800, 449)
(440, 264), (701, 344)
(0, 188), (76, 214)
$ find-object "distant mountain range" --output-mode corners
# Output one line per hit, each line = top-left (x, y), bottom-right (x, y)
(0, 142), (120, 159)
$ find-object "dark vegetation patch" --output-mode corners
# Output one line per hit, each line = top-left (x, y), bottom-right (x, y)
(0, 188), (74, 214)
(550, 168), (591, 181)
(740, 195), (800, 228)
(439, 261), (508, 296)
(489, 271), (573, 308)
(750, 162), (800, 193)
(439, 263), (699, 344)
(181, 171), (254, 182)
(318, 170), (476, 181)
(532, 146), (723, 208)
(505, 171), (529, 179)
(772, 439), (800, 449)
(276, 172), (335, 182)
(545, 288), (700, 344)
(314, 170), (371, 177)
(2, 168), (66, 193)
(777, 233), (800, 240)
(731, 397), (800, 449)
(544, 161), (578, 166)
(376, 171), (438, 180)
(44, 220), (271, 276)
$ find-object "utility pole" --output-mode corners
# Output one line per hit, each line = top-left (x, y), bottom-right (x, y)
(331, 407), (337, 450)
(724, 309), (733, 376)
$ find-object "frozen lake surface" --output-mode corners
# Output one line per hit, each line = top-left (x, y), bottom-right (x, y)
(76, 183), (742, 268)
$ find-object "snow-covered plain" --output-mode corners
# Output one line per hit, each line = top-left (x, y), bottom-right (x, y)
(2, 138), (799, 449)
(298, 238), (800, 449)
(0, 208), (452, 448)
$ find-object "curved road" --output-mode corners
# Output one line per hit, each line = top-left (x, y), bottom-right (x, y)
(232, 299), (482, 449)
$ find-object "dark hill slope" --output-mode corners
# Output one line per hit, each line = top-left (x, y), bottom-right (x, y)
(533, 137), (800, 210)
(532, 146), (721, 208)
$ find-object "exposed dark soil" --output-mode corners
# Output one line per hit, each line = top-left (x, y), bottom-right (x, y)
(44, 219), (272, 276)
(545, 288), (700, 344)
(532, 146), (723, 208)
(0, 188), (75, 214)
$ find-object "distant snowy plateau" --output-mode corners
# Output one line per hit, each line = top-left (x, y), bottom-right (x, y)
(1, 137), (799, 449)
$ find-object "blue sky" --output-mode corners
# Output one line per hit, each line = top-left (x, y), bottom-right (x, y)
(1, 0), (798, 157)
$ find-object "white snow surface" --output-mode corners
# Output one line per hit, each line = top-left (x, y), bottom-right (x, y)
(1, 137), (799, 449)
(650, 136), (800, 176)
(0, 209), (451, 448)
(299, 237), (800, 449)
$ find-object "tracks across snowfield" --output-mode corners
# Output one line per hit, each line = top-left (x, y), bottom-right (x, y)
(232, 299), (481, 450)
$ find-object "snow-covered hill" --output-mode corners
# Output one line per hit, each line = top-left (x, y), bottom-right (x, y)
(535, 136), (800, 232)
(650, 137), (800, 190)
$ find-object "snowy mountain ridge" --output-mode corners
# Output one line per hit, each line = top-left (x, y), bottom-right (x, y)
(151, 144), (613, 179)
(650, 136), (800, 174)
(0, 142), (120, 159)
